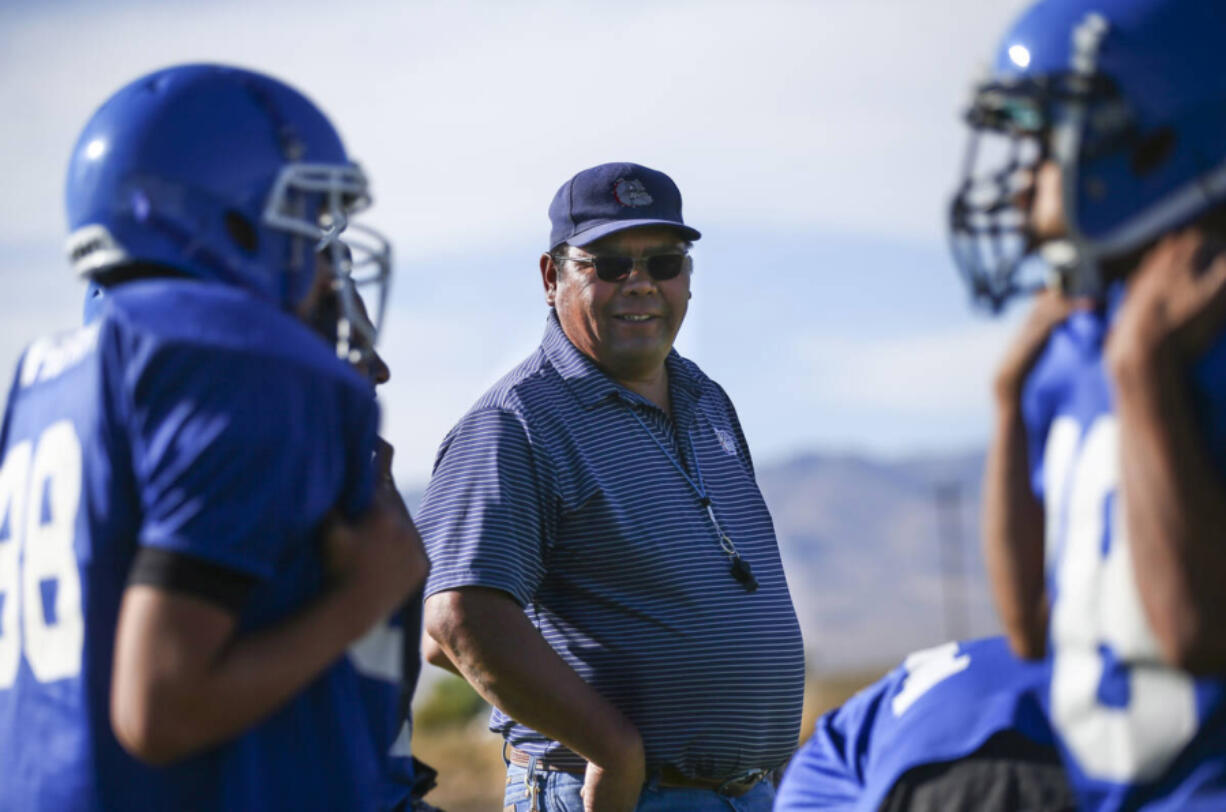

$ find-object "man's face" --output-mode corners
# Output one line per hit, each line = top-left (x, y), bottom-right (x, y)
(542, 226), (691, 381)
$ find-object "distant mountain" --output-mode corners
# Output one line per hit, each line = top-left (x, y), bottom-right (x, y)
(759, 449), (999, 673)
(406, 447), (1001, 677)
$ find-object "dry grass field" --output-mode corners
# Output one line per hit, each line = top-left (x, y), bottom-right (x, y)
(411, 669), (886, 812)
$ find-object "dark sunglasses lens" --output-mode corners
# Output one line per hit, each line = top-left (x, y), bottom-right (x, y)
(593, 256), (634, 281)
(646, 254), (685, 280)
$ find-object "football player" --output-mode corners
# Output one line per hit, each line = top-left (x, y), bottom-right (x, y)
(0, 64), (427, 810)
(953, 0), (1226, 807)
(775, 637), (1074, 811)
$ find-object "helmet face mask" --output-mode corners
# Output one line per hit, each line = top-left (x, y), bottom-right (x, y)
(263, 162), (391, 362)
(64, 64), (392, 363)
(950, 80), (1054, 312)
(951, 57), (1128, 311)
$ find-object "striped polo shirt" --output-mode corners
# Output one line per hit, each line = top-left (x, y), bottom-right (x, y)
(419, 311), (805, 779)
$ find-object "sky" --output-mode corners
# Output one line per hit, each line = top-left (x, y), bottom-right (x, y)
(0, 0), (1031, 488)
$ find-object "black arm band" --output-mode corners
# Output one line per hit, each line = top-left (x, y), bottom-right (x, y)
(128, 547), (257, 614)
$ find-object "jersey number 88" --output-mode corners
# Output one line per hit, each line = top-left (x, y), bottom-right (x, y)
(0, 420), (85, 688)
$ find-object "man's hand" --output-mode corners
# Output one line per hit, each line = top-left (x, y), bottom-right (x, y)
(323, 438), (427, 626)
(373, 437), (412, 519)
(580, 733), (646, 812)
(1107, 229), (1226, 374)
(1104, 228), (1226, 672)
(994, 288), (1077, 405)
(425, 588), (646, 811)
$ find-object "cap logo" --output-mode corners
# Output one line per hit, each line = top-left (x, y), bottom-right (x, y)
(612, 178), (653, 207)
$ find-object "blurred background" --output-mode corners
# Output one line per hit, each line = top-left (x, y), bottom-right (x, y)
(2, 0), (1029, 807)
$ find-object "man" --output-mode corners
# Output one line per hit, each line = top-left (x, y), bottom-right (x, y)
(776, 637), (1074, 811)
(952, 0), (1226, 807)
(420, 162), (804, 811)
(0, 64), (427, 810)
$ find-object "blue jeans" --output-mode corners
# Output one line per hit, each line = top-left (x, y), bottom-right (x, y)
(503, 761), (775, 812)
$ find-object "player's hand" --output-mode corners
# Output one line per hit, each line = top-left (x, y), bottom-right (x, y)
(373, 436), (412, 523)
(322, 440), (428, 624)
(993, 288), (1077, 405)
(1107, 229), (1226, 372)
(580, 734), (645, 812)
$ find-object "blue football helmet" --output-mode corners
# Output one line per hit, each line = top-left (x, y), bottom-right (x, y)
(65, 64), (390, 360)
(949, 0), (1226, 311)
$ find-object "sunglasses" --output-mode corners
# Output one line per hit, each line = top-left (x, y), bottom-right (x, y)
(556, 252), (691, 283)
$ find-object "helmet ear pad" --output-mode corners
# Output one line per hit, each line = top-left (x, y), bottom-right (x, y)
(224, 210), (260, 256)
(1070, 104), (1226, 246)
(92, 173), (317, 310)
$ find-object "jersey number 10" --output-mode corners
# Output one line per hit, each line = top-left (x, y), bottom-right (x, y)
(1045, 414), (1197, 782)
(0, 420), (85, 688)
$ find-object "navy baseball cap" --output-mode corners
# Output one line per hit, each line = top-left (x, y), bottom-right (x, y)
(548, 162), (702, 250)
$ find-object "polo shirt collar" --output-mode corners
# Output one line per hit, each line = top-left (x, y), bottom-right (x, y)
(665, 352), (703, 419)
(540, 310), (702, 411)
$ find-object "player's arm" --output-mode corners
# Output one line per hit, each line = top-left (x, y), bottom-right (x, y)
(983, 291), (1074, 659)
(424, 587), (645, 811)
(111, 446), (428, 765)
(983, 396), (1048, 660)
(1106, 230), (1226, 674)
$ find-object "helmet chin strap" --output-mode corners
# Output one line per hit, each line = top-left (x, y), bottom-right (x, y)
(1040, 238), (1102, 298)
(330, 274), (378, 364)
(1040, 239), (1078, 272)
(335, 313), (357, 364)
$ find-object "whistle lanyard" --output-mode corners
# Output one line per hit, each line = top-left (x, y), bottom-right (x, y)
(626, 406), (759, 592)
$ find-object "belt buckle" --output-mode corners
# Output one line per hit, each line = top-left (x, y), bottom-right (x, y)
(716, 767), (769, 796)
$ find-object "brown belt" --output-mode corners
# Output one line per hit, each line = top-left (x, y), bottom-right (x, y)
(504, 745), (768, 798)
(505, 743), (586, 774)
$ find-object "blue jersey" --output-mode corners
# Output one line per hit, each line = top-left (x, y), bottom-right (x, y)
(0, 279), (401, 811)
(82, 279), (106, 324)
(1021, 288), (1226, 810)
(776, 637), (1056, 811)
(348, 598), (424, 808)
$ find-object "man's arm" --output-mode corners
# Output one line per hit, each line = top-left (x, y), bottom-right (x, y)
(1106, 230), (1226, 674)
(111, 482), (429, 765)
(421, 630), (461, 676)
(982, 291), (1074, 659)
(425, 587), (645, 812)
